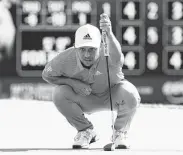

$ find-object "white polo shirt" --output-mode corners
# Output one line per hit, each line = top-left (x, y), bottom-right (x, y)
(43, 47), (124, 95)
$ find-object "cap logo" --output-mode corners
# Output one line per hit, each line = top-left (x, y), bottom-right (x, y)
(83, 33), (92, 40)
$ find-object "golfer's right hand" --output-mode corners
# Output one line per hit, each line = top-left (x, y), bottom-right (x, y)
(71, 80), (92, 96)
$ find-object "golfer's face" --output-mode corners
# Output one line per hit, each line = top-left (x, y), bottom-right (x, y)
(77, 46), (100, 66)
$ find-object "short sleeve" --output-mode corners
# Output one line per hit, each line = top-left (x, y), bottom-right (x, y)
(42, 47), (76, 77)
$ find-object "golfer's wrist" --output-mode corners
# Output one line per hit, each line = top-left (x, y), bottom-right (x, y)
(66, 78), (75, 87)
(67, 78), (81, 88)
(107, 31), (114, 39)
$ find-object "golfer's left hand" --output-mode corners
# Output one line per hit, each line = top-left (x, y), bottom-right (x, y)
(99, 13), (112, 35)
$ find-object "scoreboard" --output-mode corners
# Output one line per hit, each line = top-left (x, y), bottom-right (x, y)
(163, 0), (183, 75)
(15, 0), (183, 77)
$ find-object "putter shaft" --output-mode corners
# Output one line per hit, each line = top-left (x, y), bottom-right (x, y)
(102, 31), (115, 145)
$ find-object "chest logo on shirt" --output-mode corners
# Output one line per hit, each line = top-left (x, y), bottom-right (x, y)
(83, 34), (92, 40)
(95, 70), (102, 75)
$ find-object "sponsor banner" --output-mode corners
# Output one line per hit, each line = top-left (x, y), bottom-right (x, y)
(10, 83), (54, 101)
(0, 79), (9, 98)
(128, 77), (163, 103)
(128, 76), (183, 104)
(0, 76), (183, 104)
(162, 80), (183, 105)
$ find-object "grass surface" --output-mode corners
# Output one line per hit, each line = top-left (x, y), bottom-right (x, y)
(0, 99), (183, 154)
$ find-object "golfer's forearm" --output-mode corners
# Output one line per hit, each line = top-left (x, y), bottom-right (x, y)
(108, 32), (123, 62)
(42, 74), (75, 87)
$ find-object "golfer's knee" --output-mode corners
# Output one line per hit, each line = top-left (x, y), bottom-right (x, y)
(124, 91), (140, 109)
(52, 85), (73, 105)
(116, 84), (140, 109)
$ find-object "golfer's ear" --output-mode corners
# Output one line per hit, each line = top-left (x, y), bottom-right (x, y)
(73, 43), (78, 49)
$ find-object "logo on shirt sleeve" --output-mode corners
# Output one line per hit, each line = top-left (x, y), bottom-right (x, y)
(45, 66), (52, 72)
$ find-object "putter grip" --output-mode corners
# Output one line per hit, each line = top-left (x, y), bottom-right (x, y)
(102, 31), (109, 56)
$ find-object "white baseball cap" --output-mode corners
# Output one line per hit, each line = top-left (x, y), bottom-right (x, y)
(75, 24), (101, 48)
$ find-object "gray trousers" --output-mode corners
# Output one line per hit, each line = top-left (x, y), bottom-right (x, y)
(52, 80), (141, 132)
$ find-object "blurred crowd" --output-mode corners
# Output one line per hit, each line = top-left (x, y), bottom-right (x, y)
(0, 0), (19, 75)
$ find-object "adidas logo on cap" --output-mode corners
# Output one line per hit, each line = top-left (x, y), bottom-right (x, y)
(83, 33), (92, 40)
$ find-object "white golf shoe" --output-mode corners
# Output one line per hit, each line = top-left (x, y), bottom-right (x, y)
(72, 128), (98, 149)
(113, 130), (130, 149)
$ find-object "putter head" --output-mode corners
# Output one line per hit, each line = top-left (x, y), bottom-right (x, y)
(103, 143), (115, 151)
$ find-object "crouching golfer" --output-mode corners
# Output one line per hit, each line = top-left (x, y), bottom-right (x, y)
(42, 13), (141, 149)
